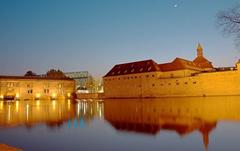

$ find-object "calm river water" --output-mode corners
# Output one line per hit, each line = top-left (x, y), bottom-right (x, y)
(1, 97), (240, 151)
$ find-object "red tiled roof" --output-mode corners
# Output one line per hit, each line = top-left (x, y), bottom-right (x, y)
(158, 58), (202, 71)
(193, 56), (213, 69)
(104, 59), (160, 77)
(105, 56), (213, 77)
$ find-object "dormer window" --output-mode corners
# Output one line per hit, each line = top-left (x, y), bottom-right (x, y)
(124, 70), (127, 73)
(147, 66), (152, 71)
(139, 68), (143, 72)
(131, 69), (135, 73)
(111, 72), (115, 75)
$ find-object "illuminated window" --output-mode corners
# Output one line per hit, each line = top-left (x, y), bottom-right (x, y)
(44, 89), (49, 94)
(27, 89), (33, 94)
(7, 82), (14, 88)
(152, 84), (155, 87)
(193, 81), (197, 84)
(168, 83), (171, 85)
(176, 82), (179, 85)
(185, 82), (188, 84)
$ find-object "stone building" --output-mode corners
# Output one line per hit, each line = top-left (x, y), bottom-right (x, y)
(103, 44), (240, 98)
(0, 69), (75, 100)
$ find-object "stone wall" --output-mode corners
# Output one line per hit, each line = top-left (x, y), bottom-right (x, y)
(103, 69), (240, 98)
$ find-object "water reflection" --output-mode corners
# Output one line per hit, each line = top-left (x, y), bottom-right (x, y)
(0, 99), (104, 129)
(0, 100), (76, 128)
(104, 97), (240, 150)
(72, 99), (104, 128)
(1, 97), (240, 150)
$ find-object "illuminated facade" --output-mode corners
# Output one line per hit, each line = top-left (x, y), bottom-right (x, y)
(0, 69), (75, 100)
(104, 44), (240, 98)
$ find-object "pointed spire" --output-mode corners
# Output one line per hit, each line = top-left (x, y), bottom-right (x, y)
(197, 43), (203, 57)
(202, 131), (209, 151)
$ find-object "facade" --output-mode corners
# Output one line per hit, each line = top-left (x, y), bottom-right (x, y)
(0, 69), (75, 100)
(103, 44), (240, 98)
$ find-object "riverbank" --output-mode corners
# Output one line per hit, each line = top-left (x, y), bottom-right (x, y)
(0, 144), (22, 151)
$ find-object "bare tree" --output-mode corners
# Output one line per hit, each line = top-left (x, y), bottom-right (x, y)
(217, 5), (240, 47)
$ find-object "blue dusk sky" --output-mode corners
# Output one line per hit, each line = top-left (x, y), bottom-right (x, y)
(0, 0), (240, 77)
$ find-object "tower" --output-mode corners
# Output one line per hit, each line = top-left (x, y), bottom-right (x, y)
(236, 59), (240, 71)
(193, 43), (213, 70)
(197, 43), (203, 57)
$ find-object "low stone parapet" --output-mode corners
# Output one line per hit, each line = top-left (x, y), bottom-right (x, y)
(77, 93), (104, 99)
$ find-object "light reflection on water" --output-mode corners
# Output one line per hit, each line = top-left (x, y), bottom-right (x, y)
(0, 97), (240, 151)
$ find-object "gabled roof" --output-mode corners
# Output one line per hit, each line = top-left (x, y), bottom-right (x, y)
(104, 59), (160, 77)
(193, 56), (213, 69)
(158, 58), (202, 72)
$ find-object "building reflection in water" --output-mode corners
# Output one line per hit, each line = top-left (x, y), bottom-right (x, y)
(0, 100), (76, 128)
(0, 99), (104, 129)
(73, 99), (104, 128)
(1, 97), (240, 150)
(104, 96), (240, 150)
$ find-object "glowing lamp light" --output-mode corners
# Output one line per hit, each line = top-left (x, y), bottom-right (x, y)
(0, 95), (3, 99)
(67, 93), (71, 98)
(16, 93), (20, 99)
(36, 93), (41, 98)
(52, 93), (56, 99)
(16, 101), (19, 112)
